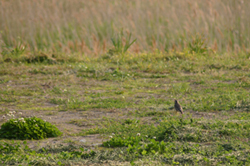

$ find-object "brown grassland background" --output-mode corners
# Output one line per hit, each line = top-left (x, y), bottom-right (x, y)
(0, 0), (249, 55)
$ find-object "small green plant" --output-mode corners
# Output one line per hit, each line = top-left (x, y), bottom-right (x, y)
(0, 112), (62, 140)
(108, 30), (137, 55)
(188, 35), (208, 54)
(1, 38), (26, 58)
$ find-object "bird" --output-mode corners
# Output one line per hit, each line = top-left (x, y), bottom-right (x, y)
(174, 100), (183, 114)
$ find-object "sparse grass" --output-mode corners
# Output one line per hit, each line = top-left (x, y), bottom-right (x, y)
(1, 49), (250, 165)
(68, 119), (94, 127)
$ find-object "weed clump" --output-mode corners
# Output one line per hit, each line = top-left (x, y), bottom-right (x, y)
(187, 35), (208, 54)
(0, 112), (62, 140)
(108, 30), (137, 55)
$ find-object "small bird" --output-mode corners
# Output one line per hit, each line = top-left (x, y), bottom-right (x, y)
(174, 100), (183, 114)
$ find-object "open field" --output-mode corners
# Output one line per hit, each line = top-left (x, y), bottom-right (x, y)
(1, 0), (250, 165)
(0, 51), (250, 165)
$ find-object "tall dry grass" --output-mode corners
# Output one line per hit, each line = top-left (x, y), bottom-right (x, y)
(0, 0), (249, 55)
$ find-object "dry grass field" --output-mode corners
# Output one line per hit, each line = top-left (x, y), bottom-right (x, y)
(0, 0), (250, 54)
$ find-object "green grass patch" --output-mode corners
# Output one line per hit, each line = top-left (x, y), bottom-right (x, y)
(0, 51), (250, 165)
